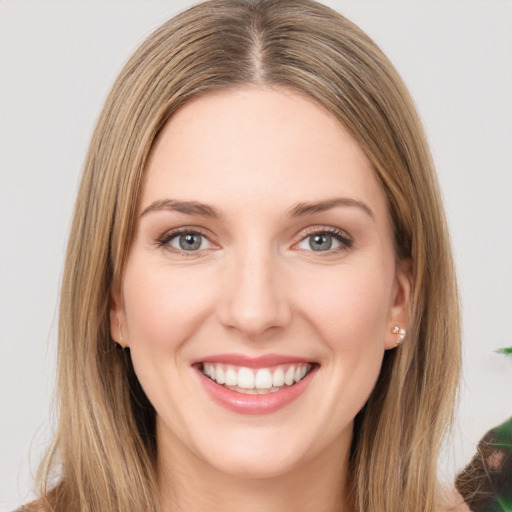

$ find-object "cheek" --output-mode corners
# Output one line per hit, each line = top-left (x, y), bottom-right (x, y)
(282, 261), (394, 446)
(298, 262), (392, 346)
(122, 258), (215, 353)
(298, 261), (392, 409)
(120, 257), (216, 437)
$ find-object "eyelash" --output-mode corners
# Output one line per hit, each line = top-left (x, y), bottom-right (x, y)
(157, 227), (214, 256)
(297, 226), (354, 254)
(157, 226), (353, 256)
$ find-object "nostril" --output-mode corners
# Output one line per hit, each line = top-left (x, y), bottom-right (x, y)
(216, 260), (292, 336)
(216, 293), (292, 338)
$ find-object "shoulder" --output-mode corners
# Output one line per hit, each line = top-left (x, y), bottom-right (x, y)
(437, 485), (471, 512)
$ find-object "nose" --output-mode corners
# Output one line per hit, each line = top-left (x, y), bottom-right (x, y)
(217, 247), (292, 338)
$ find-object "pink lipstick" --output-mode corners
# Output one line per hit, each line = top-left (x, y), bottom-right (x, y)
(193, 354), (318, 415)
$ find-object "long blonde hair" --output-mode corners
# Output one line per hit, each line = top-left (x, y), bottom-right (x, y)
(36, 1), (460, 510)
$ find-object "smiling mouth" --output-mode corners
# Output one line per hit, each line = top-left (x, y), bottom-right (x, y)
(199, 362), (315, 395)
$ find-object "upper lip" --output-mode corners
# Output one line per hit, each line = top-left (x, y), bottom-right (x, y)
(191, 353), (315, 368)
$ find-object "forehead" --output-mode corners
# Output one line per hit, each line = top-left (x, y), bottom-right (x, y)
(141, 86), (388, 220)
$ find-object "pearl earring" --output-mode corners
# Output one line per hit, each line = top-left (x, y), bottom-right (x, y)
(392, 325), (406, 347)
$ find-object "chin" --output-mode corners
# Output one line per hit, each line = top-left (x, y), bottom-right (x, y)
(171, 417), (318, 480)
(202, 444), (308, 480)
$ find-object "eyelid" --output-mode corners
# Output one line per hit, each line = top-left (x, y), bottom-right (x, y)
(156, 224), (353, 256)
(292, 225), (354, 253)
(157, 226), (218, 255)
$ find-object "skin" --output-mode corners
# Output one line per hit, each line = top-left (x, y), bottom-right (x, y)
(111, 86), (411, 512)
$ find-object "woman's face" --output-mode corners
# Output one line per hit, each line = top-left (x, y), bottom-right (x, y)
(111, 87), (410, 479)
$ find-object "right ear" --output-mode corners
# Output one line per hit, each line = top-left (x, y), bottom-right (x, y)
(109, 276), (127, 347)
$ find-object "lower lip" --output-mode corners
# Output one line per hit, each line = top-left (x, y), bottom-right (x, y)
(197, 367), (316, 415)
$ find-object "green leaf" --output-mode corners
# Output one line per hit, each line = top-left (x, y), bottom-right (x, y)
(492, 417), (512, 450)
(496, 494), (512, 511)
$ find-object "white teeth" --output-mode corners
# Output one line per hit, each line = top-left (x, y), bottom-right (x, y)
(225, 367), (237, 386)
(204, 363), (215, 379)
(216, 366), (225, 385)
(284, 367), (295, 386)
(202, 362), (312, 393)
(272, 367), (285, 387)
(237, 367), (255, 389)
(255, 369), (273, 389)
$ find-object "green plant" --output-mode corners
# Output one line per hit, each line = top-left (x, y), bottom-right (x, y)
(455, 347), (512, 511)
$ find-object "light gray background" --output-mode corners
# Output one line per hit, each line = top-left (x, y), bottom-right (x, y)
(1, 1), (511, 509)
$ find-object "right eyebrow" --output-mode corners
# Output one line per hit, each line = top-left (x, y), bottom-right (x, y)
(140, 199), (220, 218)
(287, 197), (374, 219)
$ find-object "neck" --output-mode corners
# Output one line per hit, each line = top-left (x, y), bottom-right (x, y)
(157, 429), (352, 512)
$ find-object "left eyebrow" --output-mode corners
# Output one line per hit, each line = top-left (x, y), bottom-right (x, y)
(288, 197), (374, 219)
(140, 199), (220, 218)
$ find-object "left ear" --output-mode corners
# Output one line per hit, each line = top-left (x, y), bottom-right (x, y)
(109, 274), (128, 348)
(384, 259), (412, 350)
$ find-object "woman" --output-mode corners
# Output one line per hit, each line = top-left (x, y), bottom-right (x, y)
(19, 0), (463, 510)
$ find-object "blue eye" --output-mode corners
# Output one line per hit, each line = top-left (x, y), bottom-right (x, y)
(308, 234), (335, 251)
(296, 229), (352, 252)
(161, 231), (213, 252)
